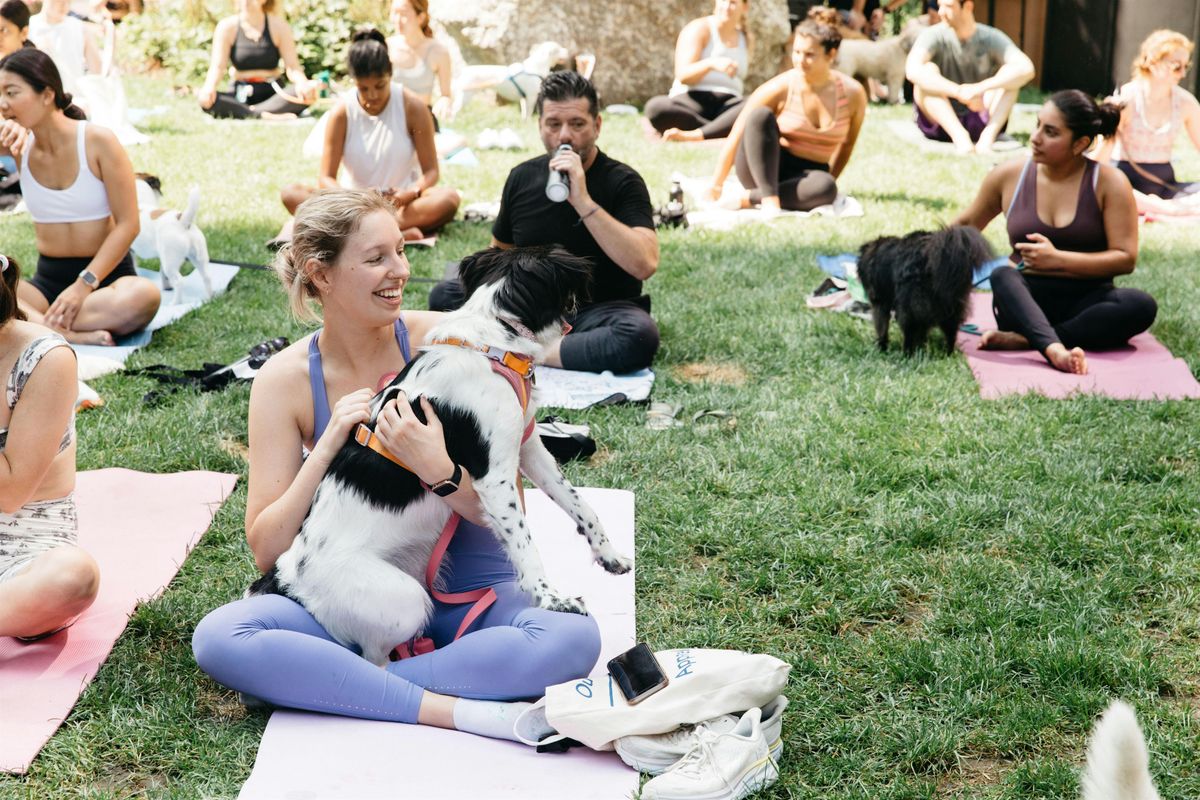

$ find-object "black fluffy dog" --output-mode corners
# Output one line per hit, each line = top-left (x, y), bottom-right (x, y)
(856, 226), (994, 356)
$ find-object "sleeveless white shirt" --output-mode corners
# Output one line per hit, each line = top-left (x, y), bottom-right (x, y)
(340, 83), (420, 191)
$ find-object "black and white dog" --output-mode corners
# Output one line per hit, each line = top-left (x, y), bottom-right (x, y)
(249, 246), (633, 666)
(856, 225), (994, 356)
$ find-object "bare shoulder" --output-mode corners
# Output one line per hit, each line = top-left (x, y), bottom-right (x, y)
(266, 14), (294, 38)
(214, 15), (238, 40)
(402, 310), (443, 346)
(989, 156), (1026, 186)
(252, 335), (315, 409)
(1095, 160), (1133, 197)
(837, 71), (869, 104)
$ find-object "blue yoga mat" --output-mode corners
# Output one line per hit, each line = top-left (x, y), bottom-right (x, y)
(817, 253), (1008, 291)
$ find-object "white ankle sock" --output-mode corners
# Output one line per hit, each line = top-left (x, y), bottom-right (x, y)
(452, 699), (531, 742)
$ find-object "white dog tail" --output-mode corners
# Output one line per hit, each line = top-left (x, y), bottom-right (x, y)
(179, 186), (202, 229)
(1081, 701), (1161, 800)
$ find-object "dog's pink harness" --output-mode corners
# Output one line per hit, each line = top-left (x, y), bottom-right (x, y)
(364, 341), (537, 660)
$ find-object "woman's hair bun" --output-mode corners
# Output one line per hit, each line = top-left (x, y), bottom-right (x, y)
(56, 91), (72, 108)
(351, 27), (386, 45)
(1095, 100), (1122, 139)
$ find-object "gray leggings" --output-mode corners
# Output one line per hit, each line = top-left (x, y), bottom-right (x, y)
(735, 105), (838, 211)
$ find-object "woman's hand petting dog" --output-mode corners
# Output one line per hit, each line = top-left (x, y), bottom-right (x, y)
(1015, 232), (1063, 272)
(376, 391), (455, 486)
(315, 388), (374, 464)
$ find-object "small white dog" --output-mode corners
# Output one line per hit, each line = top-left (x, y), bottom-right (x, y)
(834, 26), (922, 104)
(1080, 700), (1162, 800)
(452, 41), (570, 118)
(131, 176), (211, 304)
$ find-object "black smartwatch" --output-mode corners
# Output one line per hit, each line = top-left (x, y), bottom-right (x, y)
(78, 269), (98, 289)
(430, 463), (462, 497)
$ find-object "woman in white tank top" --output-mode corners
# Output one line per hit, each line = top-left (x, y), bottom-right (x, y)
(278, 28), (459, 241)
(387, 0), (451, 121)
(644, 0), (753, 142)
(0, 48), (159, 346)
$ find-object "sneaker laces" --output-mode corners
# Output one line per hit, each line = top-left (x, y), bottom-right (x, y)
(666, 729), (724, 781)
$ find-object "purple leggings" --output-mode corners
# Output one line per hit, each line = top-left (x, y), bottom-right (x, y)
(192, 520), (601, 722)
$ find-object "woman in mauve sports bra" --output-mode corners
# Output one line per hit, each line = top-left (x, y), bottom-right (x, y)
(707, 18), (866, 212)
(0, 48), (159, 346)
(954, 90), (1157, 375)
(197, 0), (318, 120)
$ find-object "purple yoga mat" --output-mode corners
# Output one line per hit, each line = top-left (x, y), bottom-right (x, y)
(957, 293), (1200, 400)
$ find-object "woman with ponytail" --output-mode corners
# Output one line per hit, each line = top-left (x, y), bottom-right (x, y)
(0, 48), (159, 345)
(0, 0), (33, 59)
(954, 90), (1156, 375)
(279, 28), (459, 241)
(387, 0), (452, 124)
(0, 252), (100, 642)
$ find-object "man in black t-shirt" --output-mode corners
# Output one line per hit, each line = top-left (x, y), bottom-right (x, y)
(429, 72), (660, 374)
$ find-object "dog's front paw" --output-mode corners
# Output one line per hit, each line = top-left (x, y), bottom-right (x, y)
(598, 551), (633, 575)
(534, 586), (589, 615)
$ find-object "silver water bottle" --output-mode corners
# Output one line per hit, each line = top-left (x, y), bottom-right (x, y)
(545, 144), (572, 202)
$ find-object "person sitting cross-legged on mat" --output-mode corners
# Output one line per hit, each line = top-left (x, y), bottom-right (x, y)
(905, 0), (1034, 155)
(705, 18), (866, 212)
(644, 0), (753, 143)
(952, 90), (1157, 376)
(196, 0), (318, 121)
(0, 49), (160, 346)
(428, 71), (660, 374)
(0, 254), (99, 642)
(192, 189), (599, 742)
(279, 28), (459, 242)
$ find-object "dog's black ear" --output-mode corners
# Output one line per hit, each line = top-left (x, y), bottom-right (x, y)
(457, 247), (501, 300)
(136, 172), (162, 193)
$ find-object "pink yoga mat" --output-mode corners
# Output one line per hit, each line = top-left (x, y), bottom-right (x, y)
(0, 468), (238, 774)
(239, 487), (638, 800)
(957, 293), (1200, 400)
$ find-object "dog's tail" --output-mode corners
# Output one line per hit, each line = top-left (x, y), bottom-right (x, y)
(179, 186), (202, 229)
(1081, 701), (1161, 800)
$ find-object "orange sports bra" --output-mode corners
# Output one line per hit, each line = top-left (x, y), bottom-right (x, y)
(776, 73), (851, 165)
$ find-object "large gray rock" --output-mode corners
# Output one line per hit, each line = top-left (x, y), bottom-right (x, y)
(429, 0), (791, 106)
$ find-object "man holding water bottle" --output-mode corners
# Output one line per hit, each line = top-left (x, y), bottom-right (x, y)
(429, 71), (660, 374)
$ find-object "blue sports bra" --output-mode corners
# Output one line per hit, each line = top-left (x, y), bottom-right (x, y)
(308, 318), (411, 442)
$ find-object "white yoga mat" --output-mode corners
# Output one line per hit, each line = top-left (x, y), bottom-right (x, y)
(535, 367), (655, 409)
(70, 261), (240, 366)
(238, 487), (638, 800)
(884, 119), (1025, 157)
(677, 176), (863, 231)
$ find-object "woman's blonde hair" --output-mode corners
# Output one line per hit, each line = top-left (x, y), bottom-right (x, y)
(1132, 29), (1194, 79)
(272, 189), (396, 321)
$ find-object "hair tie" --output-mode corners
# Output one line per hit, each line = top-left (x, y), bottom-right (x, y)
(0, 254), (8, 273)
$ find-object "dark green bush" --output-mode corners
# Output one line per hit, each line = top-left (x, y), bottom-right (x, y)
(121, 0), (386, 86)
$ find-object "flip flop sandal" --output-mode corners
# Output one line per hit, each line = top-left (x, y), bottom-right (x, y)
(645, 402), (683, 430)
(691, 409), (737, 431)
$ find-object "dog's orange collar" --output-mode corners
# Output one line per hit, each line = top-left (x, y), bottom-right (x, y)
(354, 423), (416, 473)
(431, 337), (535, 379)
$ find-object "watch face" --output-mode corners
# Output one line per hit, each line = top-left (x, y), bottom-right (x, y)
(80, 271), (98, 286)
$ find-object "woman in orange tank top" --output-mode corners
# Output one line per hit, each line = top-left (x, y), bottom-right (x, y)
(707, 18), (866, 212)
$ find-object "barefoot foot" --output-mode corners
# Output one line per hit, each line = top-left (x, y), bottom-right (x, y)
(402, 226), (425, 241)
(64, 329), (116, 346)
(979, 329), (1030, 350)
(662, 127), (702, 143)
(1045, 343), (1088, 374)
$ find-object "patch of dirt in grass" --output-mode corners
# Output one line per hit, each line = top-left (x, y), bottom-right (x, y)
(220, 436), (250, 462)
(94, 767), (168, 795)
(196, 686), (247, 722)
(587, 444), (612, 466)
(936, 756), (1012, 797)
(672, 362), (748, 386)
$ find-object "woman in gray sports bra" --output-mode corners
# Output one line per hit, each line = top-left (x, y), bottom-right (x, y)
(0, 254), (99, 642)
(954, 90), (1157, 375)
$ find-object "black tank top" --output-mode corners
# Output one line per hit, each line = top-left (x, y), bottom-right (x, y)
(1006, 158), (1108, 264)
(230, 18), (280, 72)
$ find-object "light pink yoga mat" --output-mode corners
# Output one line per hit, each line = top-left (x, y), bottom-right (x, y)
(0, 468), (239, 774)
(957, 292), (1200, 400)
(238, 487), (638, 800)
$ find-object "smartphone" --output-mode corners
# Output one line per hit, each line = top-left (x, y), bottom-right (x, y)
(607, 643), (669, 705)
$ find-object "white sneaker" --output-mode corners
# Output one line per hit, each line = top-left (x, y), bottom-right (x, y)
(616, 695), (787, 776)
(639, 706), (779, 800)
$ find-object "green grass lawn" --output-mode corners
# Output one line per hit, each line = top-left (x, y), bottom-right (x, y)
(3, 75), (1200, 799)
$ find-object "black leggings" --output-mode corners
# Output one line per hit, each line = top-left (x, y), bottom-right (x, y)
(644, 90), (746, 139)
(203, 81), (310, 120)
(734, 106), (838, 211)
(990, 266), (1158, 358)
(428, 280), (659, 374)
